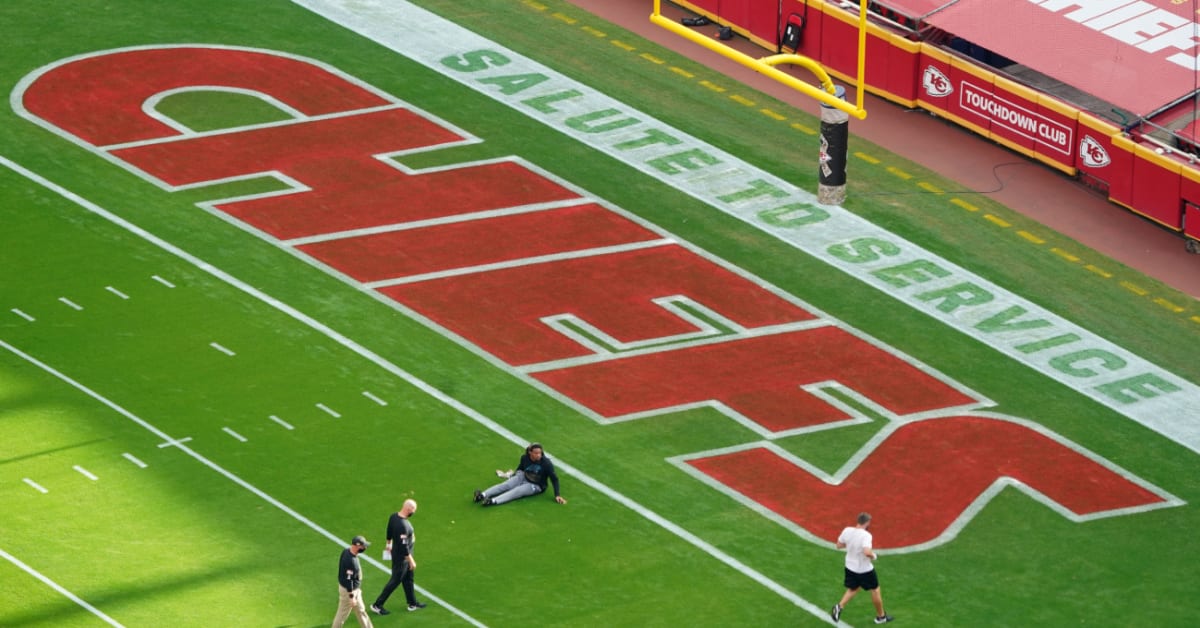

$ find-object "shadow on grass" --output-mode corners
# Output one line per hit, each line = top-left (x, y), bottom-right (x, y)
(0, 560), (319, 626)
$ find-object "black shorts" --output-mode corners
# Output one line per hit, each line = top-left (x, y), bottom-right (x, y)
(844, 567), (879, 591)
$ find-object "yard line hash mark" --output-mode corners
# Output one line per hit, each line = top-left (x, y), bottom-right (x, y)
(59, 297), (83, 310)
(11, 308), (34, 322)
(73, 465), (99, 481)
(210, 342), (236, 356)
(316, 403), (341, 418)
(151, 275), (176, 288)
(362, 391), (388, 406)
(269, 415), (295, 430)
(23, 478), (48, 494)
(122, 453), (148, 468)
(222, 427), (248, 442)
(106, 286), (130, 299)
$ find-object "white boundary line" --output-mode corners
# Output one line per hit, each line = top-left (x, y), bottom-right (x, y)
(0, 337), (485, 628)
(0, 156), (837, 623)
(0, 547), (124, 627)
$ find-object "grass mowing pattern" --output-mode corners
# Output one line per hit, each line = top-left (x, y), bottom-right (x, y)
(0, 0), (1197, 625)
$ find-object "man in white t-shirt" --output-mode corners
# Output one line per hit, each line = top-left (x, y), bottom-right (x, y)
(831, 512), (893, 624)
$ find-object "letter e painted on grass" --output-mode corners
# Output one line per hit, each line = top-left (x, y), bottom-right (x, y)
(1096, 373), (1183, 404)
(532, 326), (976, 434)
(871, 259), (951, 288)
(383, 245), (820, 365)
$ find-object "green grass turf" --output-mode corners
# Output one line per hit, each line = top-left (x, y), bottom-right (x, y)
(1, 0), (1198, 626)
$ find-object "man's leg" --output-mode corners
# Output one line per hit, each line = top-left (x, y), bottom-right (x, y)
(401, 563), (420, 607)
(490, 481), (542, 505)
(481, 474), (524, 499)
(870, 587), (885, 616)
(333, 587), (352, 627)
(838, 587), (859, 607)
(372, 561), (404, 610)
(351, 591), (374, 627)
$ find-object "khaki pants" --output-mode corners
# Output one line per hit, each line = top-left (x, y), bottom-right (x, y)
(332, 586), (373, 628)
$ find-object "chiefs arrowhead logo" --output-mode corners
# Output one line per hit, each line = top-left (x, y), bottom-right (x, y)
(922, 65), (952, 98)
(1080, 135), (1111, 168)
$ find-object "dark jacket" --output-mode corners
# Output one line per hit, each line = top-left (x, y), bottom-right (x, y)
(338, 548), (363, 592)
(518, 453), (561, 497)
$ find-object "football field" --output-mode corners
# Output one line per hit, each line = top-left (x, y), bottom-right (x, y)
(2, 1), (1199, 626)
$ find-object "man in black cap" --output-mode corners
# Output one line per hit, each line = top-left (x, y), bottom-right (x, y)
(333, 535), (374, 627)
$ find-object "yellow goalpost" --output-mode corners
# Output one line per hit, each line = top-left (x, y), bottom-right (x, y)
(650, 0), (869, 120)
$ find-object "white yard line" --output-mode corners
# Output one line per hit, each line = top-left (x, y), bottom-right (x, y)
(0, 547), (125, 627)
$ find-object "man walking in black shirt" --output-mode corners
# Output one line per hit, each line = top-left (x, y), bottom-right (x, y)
(370, 499), (425, 615)
(333, 535), (373, 628)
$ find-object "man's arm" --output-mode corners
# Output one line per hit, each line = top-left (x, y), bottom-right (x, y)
(496, 454), (526, 478)
(338, 553), (356, 591)
(547, 460), (566, 504)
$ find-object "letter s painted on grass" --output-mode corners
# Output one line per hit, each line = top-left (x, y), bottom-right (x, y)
(440, 49), (511, 72)
(827, 237), (902, 263)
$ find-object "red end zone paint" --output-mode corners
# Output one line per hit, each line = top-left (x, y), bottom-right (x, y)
(300, 203), (663, 282)
(23, 47), (390, 146)
(18, 44), (1180, 553)
(533, 326), (976, 432)
(382, 245), (819, 365)
(688, 416), (1169, 548)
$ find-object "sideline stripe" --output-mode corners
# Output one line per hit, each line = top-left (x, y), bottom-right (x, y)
(1, 154), (833, 623)
(0, 547), (124, 627)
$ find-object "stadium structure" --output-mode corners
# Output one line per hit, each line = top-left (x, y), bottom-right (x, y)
(672, 0), (1200, 252)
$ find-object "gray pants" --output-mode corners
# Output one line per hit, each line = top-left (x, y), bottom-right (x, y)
(483, 474), (543, 505)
